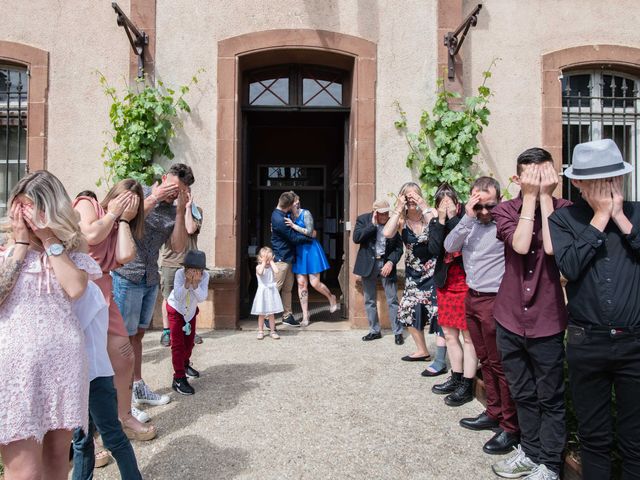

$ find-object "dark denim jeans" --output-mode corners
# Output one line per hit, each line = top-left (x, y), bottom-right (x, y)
(72, 376), (142, 480)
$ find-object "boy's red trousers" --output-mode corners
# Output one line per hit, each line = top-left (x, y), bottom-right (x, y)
(167, 304), (198, 379)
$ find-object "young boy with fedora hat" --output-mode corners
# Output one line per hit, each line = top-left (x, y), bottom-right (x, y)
(166, 249), (210, 395)
(549, 139), (640, 480)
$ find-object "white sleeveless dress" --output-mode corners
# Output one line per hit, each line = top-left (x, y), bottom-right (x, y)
(251, 267), (284, 316)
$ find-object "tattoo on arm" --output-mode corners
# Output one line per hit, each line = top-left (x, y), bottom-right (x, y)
(303, 211), (314, 236)
(97, 220), (104, 226)
(0, 258), (23, 305)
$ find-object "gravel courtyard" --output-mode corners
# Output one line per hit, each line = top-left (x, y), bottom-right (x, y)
(93, 327), (507, 480)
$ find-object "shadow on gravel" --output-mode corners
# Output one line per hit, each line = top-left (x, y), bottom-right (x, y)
(148, 363), (296, 437)
(141, 434), (249, 479)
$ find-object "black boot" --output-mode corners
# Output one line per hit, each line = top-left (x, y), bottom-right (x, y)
(432, 371), (462, 395)
(444, 376), (474, 406)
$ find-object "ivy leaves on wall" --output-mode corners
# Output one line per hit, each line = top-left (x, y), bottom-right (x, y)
(394, 61), (498, 203)
(97, 69), (204, 187)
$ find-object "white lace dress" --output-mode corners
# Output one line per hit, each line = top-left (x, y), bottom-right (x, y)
(0, 249), (102, 444)
(251, 266), (283, 316)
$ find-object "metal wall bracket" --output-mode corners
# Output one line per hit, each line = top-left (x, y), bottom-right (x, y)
(112, 2), (149, 79)
(443, 3), (482, 80)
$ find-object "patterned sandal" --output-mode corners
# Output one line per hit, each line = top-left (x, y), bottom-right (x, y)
(257, 330), (265, 340)
(270, 331), (280, 340)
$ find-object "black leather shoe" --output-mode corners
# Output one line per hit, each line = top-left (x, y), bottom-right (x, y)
(483, 429), (520, 455)
(445, 377), (474, 406)
(421, 366), (447, 377)
(432, 371), (462, 394)
(401, 354), (431, 362)
(459, 411), (499, 431)
(362, 332), (382, 341)
(394, 334), (404, 345)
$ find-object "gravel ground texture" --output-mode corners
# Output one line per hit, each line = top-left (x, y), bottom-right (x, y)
(91, 327), (508, 480)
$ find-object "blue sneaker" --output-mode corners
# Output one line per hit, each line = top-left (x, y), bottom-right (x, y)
(282, 315), (300, 327)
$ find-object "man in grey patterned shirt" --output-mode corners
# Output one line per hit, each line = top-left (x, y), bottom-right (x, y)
(112, 163), (192, 412)
(444, 176), (519, 456)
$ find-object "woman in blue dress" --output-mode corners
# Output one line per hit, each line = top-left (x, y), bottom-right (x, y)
(284, 194), (338, 326)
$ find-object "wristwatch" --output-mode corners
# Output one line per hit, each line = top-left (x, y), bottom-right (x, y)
(45, 243), (65, 257)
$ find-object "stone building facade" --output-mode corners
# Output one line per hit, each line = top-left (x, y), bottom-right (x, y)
(2, 0), (639, 328)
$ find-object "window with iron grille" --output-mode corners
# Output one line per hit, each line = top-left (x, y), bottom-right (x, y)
(0, 65), (28, 216)
(562, 70), (640, 201)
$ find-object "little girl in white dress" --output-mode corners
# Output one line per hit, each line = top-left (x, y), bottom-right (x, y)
(251, 246), (283, 340)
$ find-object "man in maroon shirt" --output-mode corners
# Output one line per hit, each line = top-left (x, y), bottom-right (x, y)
(490, 148), (570, 480)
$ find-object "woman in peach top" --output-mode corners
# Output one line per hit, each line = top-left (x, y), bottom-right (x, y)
(73, 179), (156, 440)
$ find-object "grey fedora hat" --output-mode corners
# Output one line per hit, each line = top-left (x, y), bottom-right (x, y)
(181, 249), (209, 270)
(564, 139), (632, 180)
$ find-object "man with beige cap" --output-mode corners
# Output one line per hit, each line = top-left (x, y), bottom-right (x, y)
(353, 199), (404, 344)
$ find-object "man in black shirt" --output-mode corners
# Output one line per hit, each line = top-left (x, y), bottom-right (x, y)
(549, 139), (640, 480)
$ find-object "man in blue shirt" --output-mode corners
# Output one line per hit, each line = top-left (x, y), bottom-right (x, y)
(270, 191), (312, 327)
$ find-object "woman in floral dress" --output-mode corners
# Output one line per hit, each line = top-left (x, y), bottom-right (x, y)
(383, 182), (438, 361)
(0, 171), (101, 479)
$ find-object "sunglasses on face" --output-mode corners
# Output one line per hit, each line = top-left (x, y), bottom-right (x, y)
(473, 203), (497, 212)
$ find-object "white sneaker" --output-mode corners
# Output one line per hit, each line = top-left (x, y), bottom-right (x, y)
(131, 406), (150, 423)
(132, 380), (171, 406)
(492, 445), (538, 478)
(523, 465), (559, 480)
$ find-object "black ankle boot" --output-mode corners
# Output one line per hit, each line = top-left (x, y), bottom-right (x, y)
(432, 371), (462, 395)
(444, 376), (474, 406)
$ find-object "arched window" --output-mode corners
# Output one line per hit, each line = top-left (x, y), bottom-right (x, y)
(562, 70), (640, 200)
(0, 65), (28, 216)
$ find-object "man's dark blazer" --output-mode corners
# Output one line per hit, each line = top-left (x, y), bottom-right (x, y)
(352, 211), (404, 280)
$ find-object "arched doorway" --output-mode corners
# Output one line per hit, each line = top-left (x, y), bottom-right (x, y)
(214, 30), (377, 329)
(241, 63), (350, 319)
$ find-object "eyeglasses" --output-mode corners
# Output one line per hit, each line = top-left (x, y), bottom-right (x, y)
(473, 203), (497, 212)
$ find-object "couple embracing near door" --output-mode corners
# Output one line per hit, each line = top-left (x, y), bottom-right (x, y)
(269, 191), (338, 327)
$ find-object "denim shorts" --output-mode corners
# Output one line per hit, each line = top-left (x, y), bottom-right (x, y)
(111, 272), (159, 336)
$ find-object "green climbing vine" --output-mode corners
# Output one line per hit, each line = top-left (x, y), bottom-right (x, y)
(97, 70), (203, 187)
(394, 60), (498, 202)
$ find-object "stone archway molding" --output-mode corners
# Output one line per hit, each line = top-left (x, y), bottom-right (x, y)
(0, 41), (49, 171)
(542, 44), (640, 170)
(213, 29), (377, 329)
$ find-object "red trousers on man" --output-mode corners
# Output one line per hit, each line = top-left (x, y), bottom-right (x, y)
(167, 304), (198, 379)
(465, 290), (519, 434)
